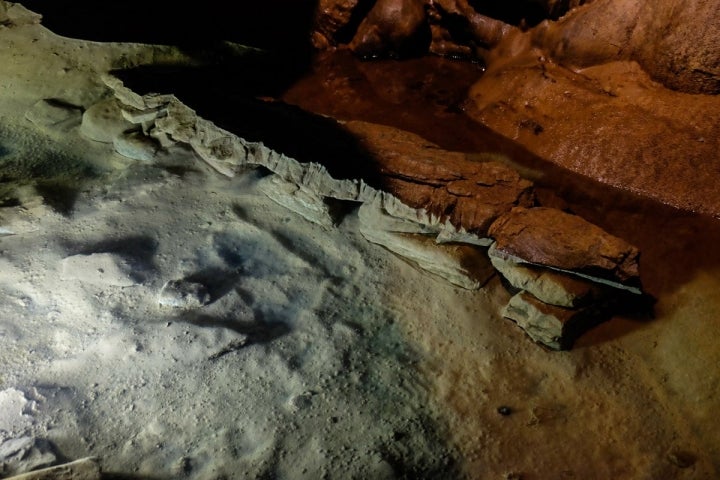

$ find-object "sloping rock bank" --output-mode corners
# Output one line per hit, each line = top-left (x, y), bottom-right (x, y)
(92, 76), (644, 349)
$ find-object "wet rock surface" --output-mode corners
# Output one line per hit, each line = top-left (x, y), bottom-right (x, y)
(314, 0), (719, 95)
(311, 0), (720, 218)
(489, 207), (640, 288)
(467, 57), (720, 217)
(343, 120), (535, 236)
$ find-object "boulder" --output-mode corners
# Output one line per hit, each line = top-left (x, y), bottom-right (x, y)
(502, 291), (610, 350)
(488, 207), (640, 289)
(315, 0), (720, 94)
(531, 0), (720, 95)
(312, 0), (360, 48)
(489, 243), (603, 308)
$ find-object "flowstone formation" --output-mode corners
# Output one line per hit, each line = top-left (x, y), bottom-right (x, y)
(85, 75), (645, 350)
(312, 0), (720, 218)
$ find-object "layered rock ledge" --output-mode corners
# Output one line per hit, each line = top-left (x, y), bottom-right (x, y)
(93, 75), (644, 349)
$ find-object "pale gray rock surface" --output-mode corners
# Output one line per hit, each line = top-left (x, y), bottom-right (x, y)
(113, 131), (158, 162)
(158, 279), (211, 309)
(257, 175), (337, 228)
(359, 202), (494, 289)
(24, 99), (82, 134)
(360, 226), (494, 290)
(79, 98), (135, 143)
(60, 253), (136, 287)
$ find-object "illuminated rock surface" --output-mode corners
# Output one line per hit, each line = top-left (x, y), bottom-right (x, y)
(0, 2), (719, 479)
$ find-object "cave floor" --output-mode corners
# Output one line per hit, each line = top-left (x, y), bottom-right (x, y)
(0, 6), (719, 479)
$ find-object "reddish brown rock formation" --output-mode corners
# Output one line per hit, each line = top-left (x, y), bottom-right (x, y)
(344, 120), (535, 235)
(349, 0), (428, 58)
(531, 0), (720, 95)
(489, 243), (604, 308)
(312, 0), (720, 216)
(312, 0), (360, 49)
(488, 207), (640, 285)
(466, 57), (720, 216)
(314, 0), (720, 95)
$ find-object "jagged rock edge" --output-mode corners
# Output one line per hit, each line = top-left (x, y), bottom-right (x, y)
(103, 74), (489, 246)
(102, 75), (642, 350)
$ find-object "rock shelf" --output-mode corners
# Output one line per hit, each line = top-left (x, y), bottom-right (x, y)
(100, 75), (644, 349)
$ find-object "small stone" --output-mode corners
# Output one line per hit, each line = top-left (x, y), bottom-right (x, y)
(158, 279), (211, 309)
(497, 406), (512, 416)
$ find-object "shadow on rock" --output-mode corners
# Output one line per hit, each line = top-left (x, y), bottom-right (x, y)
(178, 312), (291, 346)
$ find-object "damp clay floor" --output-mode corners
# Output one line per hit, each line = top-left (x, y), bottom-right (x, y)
(1, 6), (720, 480)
